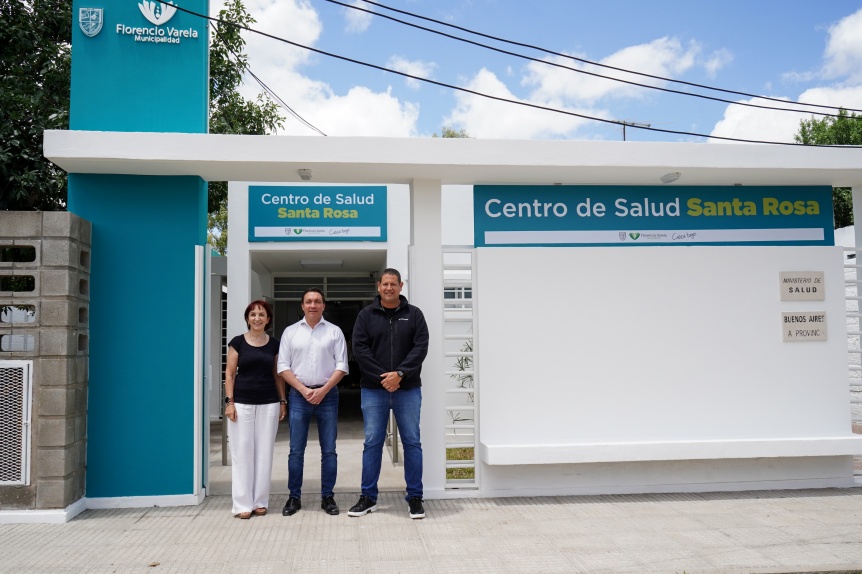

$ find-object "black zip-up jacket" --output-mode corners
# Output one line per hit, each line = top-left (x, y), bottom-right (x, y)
(352, 294), (429, 390)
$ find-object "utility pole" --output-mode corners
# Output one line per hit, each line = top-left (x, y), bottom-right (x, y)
(621, 120), (651, 141)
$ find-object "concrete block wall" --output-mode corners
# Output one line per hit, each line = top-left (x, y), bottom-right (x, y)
(0, 212), (90, 509)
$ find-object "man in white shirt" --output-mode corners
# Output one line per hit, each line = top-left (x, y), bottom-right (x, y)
(278, 288), (348, 516)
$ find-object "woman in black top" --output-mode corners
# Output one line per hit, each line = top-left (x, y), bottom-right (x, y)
(224, 300), (286, 518)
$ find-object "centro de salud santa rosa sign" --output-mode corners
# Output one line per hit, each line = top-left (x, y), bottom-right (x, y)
(249, 186), (388, 242)
(474, 185), (834, 247)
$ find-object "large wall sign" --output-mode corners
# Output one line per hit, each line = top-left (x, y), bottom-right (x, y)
(474, 185), (834, 247)
(249, 185), (388, 242)
(71, 0), (208, 132)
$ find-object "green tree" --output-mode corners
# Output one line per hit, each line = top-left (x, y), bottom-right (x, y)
(433, 126), (470, 138)
(207, 203), (228, 255)
(0, 0), (71, 210)
(794, 109), (862, 228)
(207, 0), (284, 254)
(1, 0), (283, 254)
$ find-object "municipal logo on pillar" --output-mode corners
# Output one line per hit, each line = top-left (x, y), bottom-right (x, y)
(138, 0), (177, 25)
(618, 232), (626, 241)
(79, 8), (103, 37)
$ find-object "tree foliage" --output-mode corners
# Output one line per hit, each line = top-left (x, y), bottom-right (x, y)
(207, 203), (228, 255)
(794, 109), (862, 228)
(434, 126), (470, 138)
(1, 0), (283, 254)
(207, 0), (284, 253)
(0, 0), (71, 211)
(795, 109), (862, 146)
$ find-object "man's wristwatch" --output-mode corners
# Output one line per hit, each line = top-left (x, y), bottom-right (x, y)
(396, 370), (404, 378)
(224, 396), (233, 404)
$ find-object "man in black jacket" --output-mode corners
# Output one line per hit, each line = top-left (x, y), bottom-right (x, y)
(347, 268), (429, 519)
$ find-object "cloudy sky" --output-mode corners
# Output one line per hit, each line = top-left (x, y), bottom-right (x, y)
(207, 0), (862, 143)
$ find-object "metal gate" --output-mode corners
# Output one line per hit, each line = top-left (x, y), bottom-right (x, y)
(843, 248), (862, 475)
(442, 247), (477, 489)
(844, 249), (862, 423)
(0, 360), (33, 485)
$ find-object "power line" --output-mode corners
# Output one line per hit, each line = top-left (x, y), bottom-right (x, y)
(247, 66), (328, 137)
(160, 1), (861, 147)
(210, 21), (327, 136)
(326, 1), (829, 119)
(355, 0), (862, 116)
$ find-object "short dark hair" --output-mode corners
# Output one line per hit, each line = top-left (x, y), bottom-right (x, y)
(379, 268), (401, 283)
(301, 287), (326, 304)
(244, 300), (273, 330)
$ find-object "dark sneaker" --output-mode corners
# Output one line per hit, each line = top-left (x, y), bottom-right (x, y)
(281, 497), (301, 516)
(408, 497), (425, 519)
(321, 495), (339, 515)
(347, 495), (377, 517)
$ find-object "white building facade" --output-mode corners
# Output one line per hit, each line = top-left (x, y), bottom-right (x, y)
(45, 131), (862, 501)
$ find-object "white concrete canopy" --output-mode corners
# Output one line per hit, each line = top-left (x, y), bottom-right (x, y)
(44, 130), (862, 187)
(44, 129), (862, 498)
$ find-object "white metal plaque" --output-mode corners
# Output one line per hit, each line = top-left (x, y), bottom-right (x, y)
(782, 311), (827, 342)
(779, 271), (824, 301)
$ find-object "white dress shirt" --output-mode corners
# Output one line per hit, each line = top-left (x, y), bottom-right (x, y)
(277, 317), (348, 387)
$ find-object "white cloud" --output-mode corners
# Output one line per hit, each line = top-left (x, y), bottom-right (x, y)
(445, 37), (708, 139)
(210, 0), (420, 137)
(244, 68), (420, 137)
(303, 85), (419, 136)
(603, 37), (699, 83)
(386, 56), (437, 89)
(444, 68), (599, 139)
(701, 49), (732, 79)
(344, 0), (373, 33)
(443, 37), (726, 139)
(522, 37), (700, 104)
(709, 98), (809, 144)
(798, 84), (862, 113)
(709, 86), (862, 144)
(782, 70), (816, 83)
(243, 0), (322, 70)
(823, 7), (862, 83)
(710, 8), (862, 143)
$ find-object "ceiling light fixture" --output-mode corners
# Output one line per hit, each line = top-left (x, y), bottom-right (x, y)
(660, 172), (681, 184)
(298, 168), (312, 181)
(300, 259), (342, 269)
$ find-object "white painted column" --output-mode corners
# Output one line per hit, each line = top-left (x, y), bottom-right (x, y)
(208, 270), (226, 421)
(409, 179), (446, 496)
(226, 182), (252, 347)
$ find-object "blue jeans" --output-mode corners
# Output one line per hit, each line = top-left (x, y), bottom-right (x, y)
(288, 386), (338, 498)
(360, 387), (423, 501)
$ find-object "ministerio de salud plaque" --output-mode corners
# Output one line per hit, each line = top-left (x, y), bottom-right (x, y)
(779, 271), (825, 301)
(780, 272), (826, 342)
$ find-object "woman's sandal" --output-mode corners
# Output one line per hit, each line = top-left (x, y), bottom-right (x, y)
(238, 511), (252, 519)
(252, 507), (267, 516)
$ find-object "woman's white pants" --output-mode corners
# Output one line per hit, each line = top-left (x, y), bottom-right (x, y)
(228, 402), (280, 514)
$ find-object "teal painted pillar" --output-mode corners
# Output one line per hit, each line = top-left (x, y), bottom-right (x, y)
(69, 0), (209, 499)
(68, 175), (207, 496)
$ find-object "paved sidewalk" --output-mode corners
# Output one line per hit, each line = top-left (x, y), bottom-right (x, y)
(2, 487), (862, 573)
